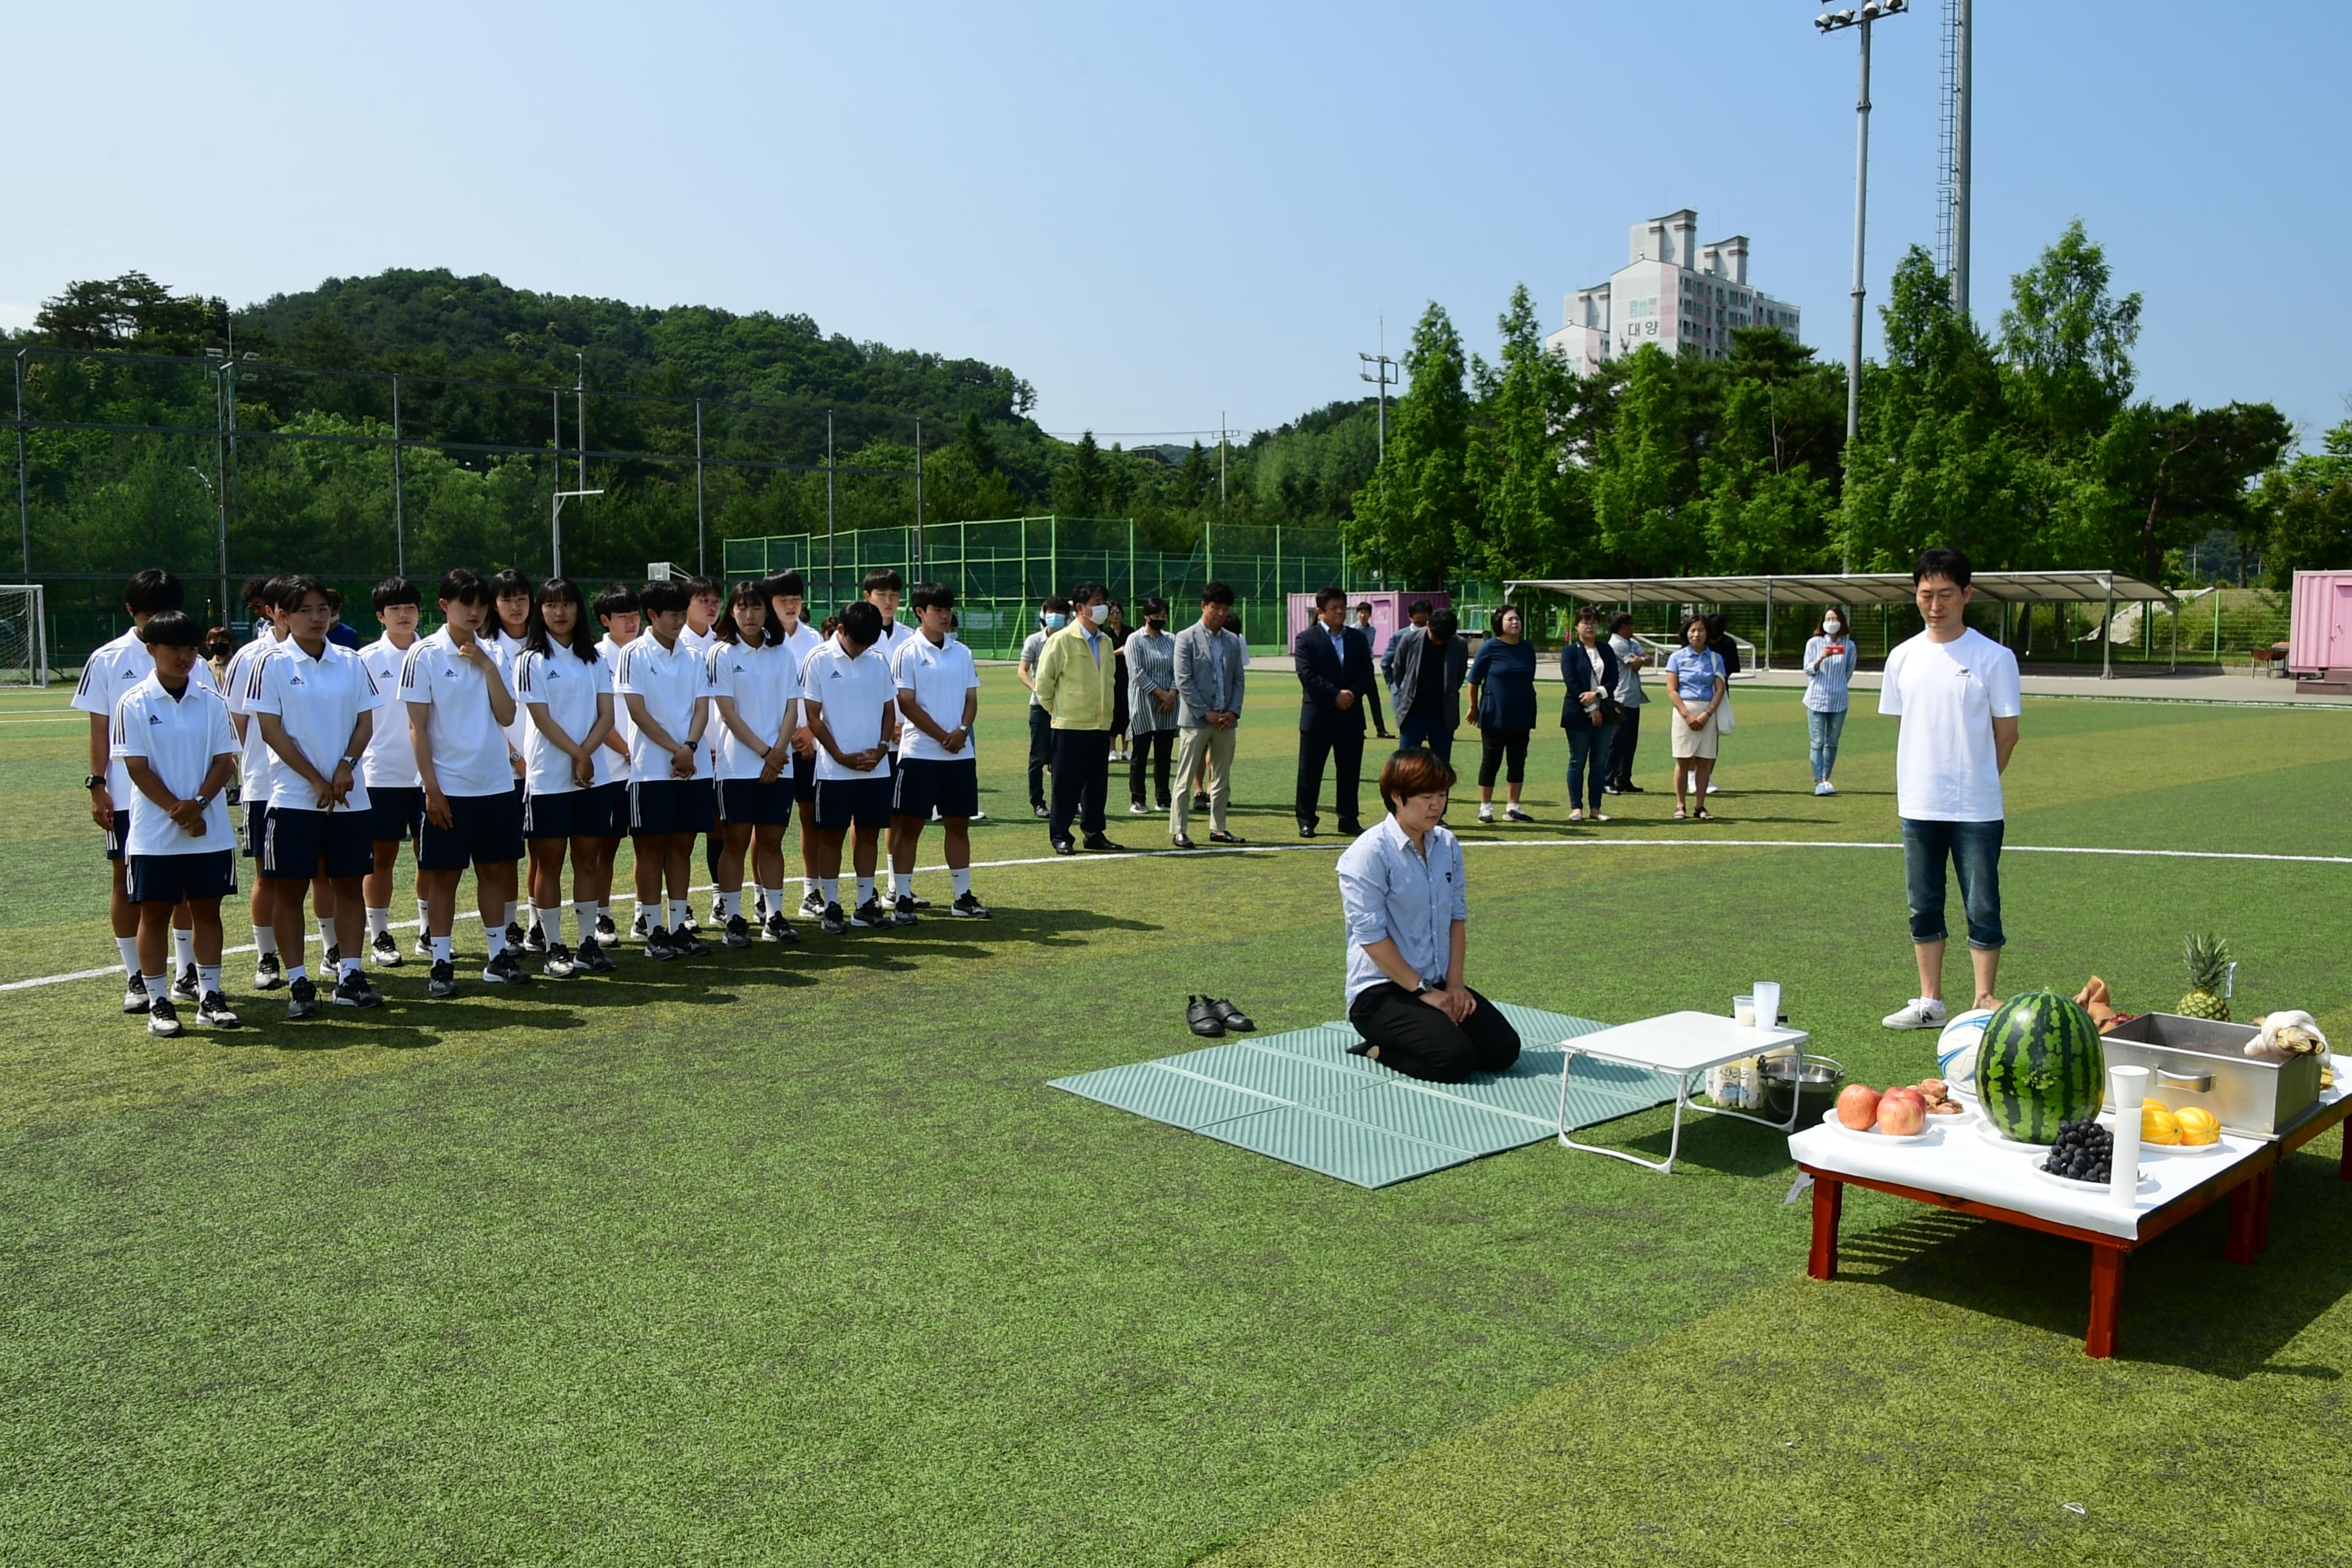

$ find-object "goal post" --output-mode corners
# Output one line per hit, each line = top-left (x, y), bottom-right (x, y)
(0, 585), (48, 687)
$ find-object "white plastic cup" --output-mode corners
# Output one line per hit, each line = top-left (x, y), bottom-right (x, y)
(2110, 1065), (2149, 1208)
(1733, 994), (1756, 1028)
(1754, 981), (1782, 1030)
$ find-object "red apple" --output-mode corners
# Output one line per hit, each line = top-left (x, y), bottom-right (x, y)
(1836, 1084), (1881, 1130)
(1877, 1090), (1926, 1136)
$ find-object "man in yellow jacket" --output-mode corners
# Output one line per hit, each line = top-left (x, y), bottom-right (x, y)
(1032, 581), (1126, 855)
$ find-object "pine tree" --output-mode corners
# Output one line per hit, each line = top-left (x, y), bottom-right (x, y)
(1348, 302), (1471, 589)
(1465, 284), (1578, 582)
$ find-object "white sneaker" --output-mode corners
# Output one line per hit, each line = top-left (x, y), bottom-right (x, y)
(1881, 997), (1950, 1031)
(1814, 781), (1831, 796)
(1819, 779), (1837, 796)
(1476, 805), (1495, 823)
(1706, 780), (1721, 794)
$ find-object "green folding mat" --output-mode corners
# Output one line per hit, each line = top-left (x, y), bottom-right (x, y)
(1048, 1003), (1676, 1188)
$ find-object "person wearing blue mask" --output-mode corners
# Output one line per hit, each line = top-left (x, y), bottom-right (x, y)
(1803, 606), (1860, 795)
(1019, 596), (1071, 820)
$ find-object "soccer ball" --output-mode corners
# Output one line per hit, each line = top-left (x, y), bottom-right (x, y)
(1935, 1008), (1997, 1095)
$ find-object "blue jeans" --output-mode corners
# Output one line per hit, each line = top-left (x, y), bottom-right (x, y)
(1807, 707), (1848, 780)
(1902, 817), (2004, 950)
(1565, 723), (1612, 810)
(1398, 708), (1455, 767)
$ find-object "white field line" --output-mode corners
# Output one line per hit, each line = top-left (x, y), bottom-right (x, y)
(5, 834), (2343, 997)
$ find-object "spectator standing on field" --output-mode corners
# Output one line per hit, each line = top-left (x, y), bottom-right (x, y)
(1018, 596), (1070, 819)
(1033, 582), (1124, 855)
(1107, 600), (1132, 764)
(1354, 602), (1395, 740)
(1124, 596), (1179, 815)
(1557, 606), (1618, 823)
(1664, 614), (1724, 821)
(1603, 612), (1648, 794)
(1292, 584), (1376, 839)
(1466, 605), (1537, 825)
(1803, 605), (1860, 796)
(1169, 581), (1246, 850)
(1879, 546), (2022, 1031)
(1387, 605), (1468, 765)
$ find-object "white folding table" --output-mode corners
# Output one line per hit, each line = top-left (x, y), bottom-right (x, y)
(1554, 1010), (1810, 1174)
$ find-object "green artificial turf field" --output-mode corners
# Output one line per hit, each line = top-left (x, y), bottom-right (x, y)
(2, 670), (2348, 1566)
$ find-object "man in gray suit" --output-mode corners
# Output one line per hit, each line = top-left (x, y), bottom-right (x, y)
(1387, 605), (1469, 765)
(1170, 580), (1247, 849)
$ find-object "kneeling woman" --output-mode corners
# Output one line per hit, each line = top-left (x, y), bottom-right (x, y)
(1335, 750), (1521, 1081)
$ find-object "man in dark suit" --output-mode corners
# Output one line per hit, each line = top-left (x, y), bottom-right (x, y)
(1293, 585), (1377, 838)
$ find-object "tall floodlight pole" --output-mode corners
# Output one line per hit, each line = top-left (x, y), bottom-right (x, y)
(15, 349), (30, 581)
(1358, 350), (1396, 462)
(549, 362), (603, 578)
(1219, 412), (1228, 511)
(825, 411), (837, 608)
(1816, 0), (1908, 573)
(1950, 0), (1972, 315)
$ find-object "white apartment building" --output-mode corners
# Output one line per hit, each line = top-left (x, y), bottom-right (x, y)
(1545, 208), (1802, 378)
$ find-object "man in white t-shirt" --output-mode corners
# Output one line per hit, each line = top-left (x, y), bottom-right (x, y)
(1877, 546), (2023, 1030)
(801, 600), (899, 934)
(357, 576), (429, 968)
(761, 571), (830, 920)
(888, 583), (990, 925)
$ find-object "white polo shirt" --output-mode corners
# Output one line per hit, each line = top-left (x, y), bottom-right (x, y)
(74, 629), (161, 805)
(514, 644), (616, 794)
(493, 629), (532, 771)
(1879, 627), (2023, 823)
(678, 623), (720, 658)
(707, 637), (802, 781)
(801, 639), (896, 781)
(892, 631), (982, 764)
(223, 629), (289, 800)
(357, 634), (422, 790)
(776, 622), (825, 687)
(594, 633), (638, 758)
(110, 674), (239, 857)
(614, 632), (712, 783)
(401, 627), (519, 798)
(247, 638), (386, 813)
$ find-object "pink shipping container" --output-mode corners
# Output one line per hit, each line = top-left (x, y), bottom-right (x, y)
(1285, 591), (1453, 660)
(2287, 571), (2352, 677)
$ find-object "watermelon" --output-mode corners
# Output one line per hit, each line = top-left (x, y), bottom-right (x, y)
(1974, 990), (2105, 1144)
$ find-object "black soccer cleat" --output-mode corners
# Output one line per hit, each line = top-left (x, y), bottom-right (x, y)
(505, 921), (528, 952)
(481, 950), (534, 985)
(427, 959), (458, 999)
(172, 965), (199, 1004)
(645, 926), (684, 962)
(892, 894), (919, 927)
(371, 929), (404, 968)
(574, 936), (616, 974)
(333, 970), (385, 1009)
(594, 912), (618, 942)
(849, 899), (888, 930)
(196, 992), (243, 1030)
(950, 890), (992, 919)
(676, 929), (713, 958)
(722, 914), (754, 950)
(819, 902), (847, 937)
(286, 975), (320, 1021)
(522, 922), (548, 956)
(122, 972), (152, 1015)
(799, 888), (826, 919)
(762, 912), (801, 946)
(146, 995), (184, 1038)
(542, 943), (578, 979)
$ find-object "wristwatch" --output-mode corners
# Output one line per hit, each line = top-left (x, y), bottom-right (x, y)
(84, 773), (106, 789)
(339, 756), (358, 768)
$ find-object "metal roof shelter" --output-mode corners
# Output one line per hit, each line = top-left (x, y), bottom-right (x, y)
(1504, 571), (2181, 677)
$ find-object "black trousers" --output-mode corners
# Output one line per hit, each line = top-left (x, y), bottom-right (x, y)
(1477, 727), (1530, 789)
(1347, 982), (1522, 1083)
(1295, 725), (1366, 832)
(1366, 681), (1389, 734)
(1048, 727), (1112, 843)
(1608, 707), (1642, 789)
(1027, 705), (1053, 808)
(1129, 729), (1175, 807)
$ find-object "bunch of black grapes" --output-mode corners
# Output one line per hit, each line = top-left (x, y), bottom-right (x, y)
(2043, 1118), (2114, 1182)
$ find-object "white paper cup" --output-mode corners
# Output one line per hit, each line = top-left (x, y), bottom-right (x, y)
(1734, 994), (1756, 1027)
(1754, 981), (1782, 1028)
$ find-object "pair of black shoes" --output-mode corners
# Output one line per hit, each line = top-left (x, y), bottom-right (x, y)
(1052, 834), (1128, 856)
(1186, 995), (1255, 1037)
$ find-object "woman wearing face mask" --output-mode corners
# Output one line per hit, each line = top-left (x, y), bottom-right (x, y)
(1124, 597), (1179, 814)
(1802, 605), (1860, 795)
(1466, 605), (1538, 824)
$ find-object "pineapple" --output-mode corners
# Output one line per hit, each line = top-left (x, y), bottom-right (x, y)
(2176, 933), (2234, 1021)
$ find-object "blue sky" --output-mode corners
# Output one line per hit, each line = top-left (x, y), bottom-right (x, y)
(9, 1), (2346, 447)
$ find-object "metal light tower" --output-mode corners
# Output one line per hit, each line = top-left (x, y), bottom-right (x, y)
(548, 355), (603, 578)
(1938, 0), (1973, 316)
(1816, 0), (1908, 571)
(1358, 349), (1397, 462)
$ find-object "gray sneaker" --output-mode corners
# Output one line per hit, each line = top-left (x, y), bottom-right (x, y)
(286, 975), (320, 1021)
(122, 972), (151, 1015)
(1881, 997), (1950, 1031)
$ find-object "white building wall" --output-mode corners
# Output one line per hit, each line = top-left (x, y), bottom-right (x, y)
(1557, 210), (1801, 378)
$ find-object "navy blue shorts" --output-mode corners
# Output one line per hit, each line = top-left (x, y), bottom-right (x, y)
(240, 799), (268, 859)
(368, 785), (424, 843)
(718, 776), (795, 827)
(790, 744), (816, 795)
(259, 806), (374, 881)
(524, 782), (622, 841)
(106, 808), (129, 863)
(627, 776), (715, 838)
(128, 849), (238, 905)
(891, 756), (979, 821)
(418, 789), (526, 871)
(812, 775), (893, 832)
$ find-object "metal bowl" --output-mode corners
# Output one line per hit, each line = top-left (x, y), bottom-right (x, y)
(1761, 1053), (1846, 1125)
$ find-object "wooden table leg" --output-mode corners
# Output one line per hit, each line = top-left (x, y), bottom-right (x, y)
(2086, 1244), (2125, 1358)
(2340, 1122), (2352, 1182)
(2227, 1182), (2259, 1265)
(1808, 1175), (1843, 1280)
(2255, 1167), (2274, 1255)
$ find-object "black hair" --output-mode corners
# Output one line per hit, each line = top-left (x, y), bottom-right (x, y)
(1407, 599), (1433, 616)
(1355, 601), (1375, 615)
(524, 576), (597, 663)
(1703, 611), (1728, 640)
(1070, 580), (1107, 605)
(487, 567), (533, 601)
(592, 583), (639, 622)
(275, 573), (329, 612)
(125, 569), (186, 617)
(1042, 594), (1073, 617)
(818, 613), (841, 639)
(638, 578), (689, 615)
(324, 585), (344, 613)
(1140, 596), (1168, 618)
(239, 574), (274, 610)
(439, 568), (492, 607)
(761, 569), (807, 602)
(1609, 611), (1635, 635)
(1313, 584), (1346, 610)
(861, 567), (904, 596)
(138, 609), (203, 649)
(1914, 545), (1973, 588)
(909, 581), (955, 613)
(1200, 581), (1235, 607)
(714, 580), (770, 648)
(202, 625), (237, 658)
(683, 574), (721, 600)
(372, 576), (421, 612)
(1430, 607), (1460, 638)
(838, 600), (884, 649)
(1680, 612), (1711, 640)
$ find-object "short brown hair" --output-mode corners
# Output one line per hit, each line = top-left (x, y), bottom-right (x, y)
(1379, 748), (1456, 814)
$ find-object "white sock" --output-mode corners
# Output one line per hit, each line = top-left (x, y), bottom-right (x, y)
(173, 928), (196, 970)
(598, 899), (612, 919)
(760, 887), (783, 919)
(286, 964), (308, 983)
(141, 970), (170, 1000)
(339, 956), (361, 980)
(198, 965), (222, 995)
(856, 876), (876, 906)
(432, 935), (453, 962)
(892, 872), (912, 900)
(539, 909), (564, 947)
(503, 900), (521, 928)
(821, 877), (840, 906)
(416, 898), (431, 934)
(366, 906), (390, 939)
(952, 867), (972, 897)
(803, 876), (818, 898)
(485, 926), (507, 958)
(713, 891), (736, 921)
(318, 916), (336, 952)
(669, 899), (691, 932)
(573, 901), (596, 941)
(116, 936), (141, 977)
(253, 925), (278, 957)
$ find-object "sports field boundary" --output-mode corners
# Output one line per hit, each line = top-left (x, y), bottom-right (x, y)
(6, 835), (2345, 997)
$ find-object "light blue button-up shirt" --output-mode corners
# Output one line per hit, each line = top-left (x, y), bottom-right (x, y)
(1336, 816), (1469, 1005)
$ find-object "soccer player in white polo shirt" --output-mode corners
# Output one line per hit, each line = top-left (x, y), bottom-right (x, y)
(616, 578), (716, 961)
(801, 600), (898, 934)
(222, 574), (295, 990)
(74, 569), (220, 1014)
(247, 574), (387, 1019)
(110, 610), (243, 1036)
(357, 576), (429, 968)
(888, 583), (990, 923)
(760, 571), (829, 921)
(514, 576), (620, 977)
(589, 583), (640, 943)
(487, 568), (536, 950)
(404, 569), (531, 998)
(707, 580), (803, 947)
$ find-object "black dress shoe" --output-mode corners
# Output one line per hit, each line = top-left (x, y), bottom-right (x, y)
(1210, 997), (1255, 1032)
(1337, 822), (1366, 837)
(1298, 823), (1317, 839)
(1081, 834), (1127, 853)
(1171, 832), (1198, 850)
(1208, 830), (1245, 845)
(1186, 995), (1226, 1038)
(1052, 839), (1077, 856)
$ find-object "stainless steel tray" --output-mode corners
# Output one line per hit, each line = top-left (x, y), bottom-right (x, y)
(2097, 1012), (2322, 1140)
